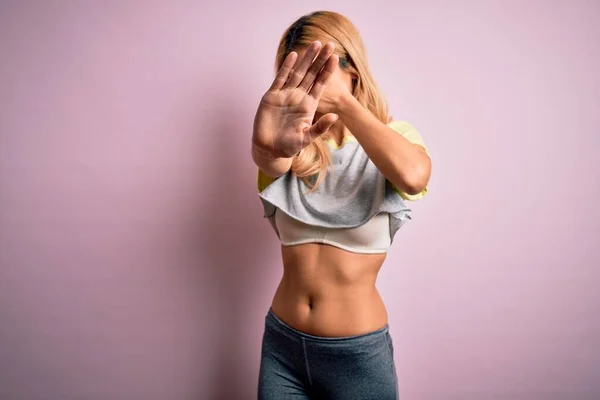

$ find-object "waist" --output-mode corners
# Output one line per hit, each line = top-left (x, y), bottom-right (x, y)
(271, 243), (388, 337)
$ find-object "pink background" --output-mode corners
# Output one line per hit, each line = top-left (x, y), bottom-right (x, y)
(1, 1), (599, 399)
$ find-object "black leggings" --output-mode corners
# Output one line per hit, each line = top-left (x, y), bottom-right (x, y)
(258, 308), (399, 399)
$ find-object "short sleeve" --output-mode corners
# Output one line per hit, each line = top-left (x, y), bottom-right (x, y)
(386, 120), (430, 201)
(257, 168), (276, 192)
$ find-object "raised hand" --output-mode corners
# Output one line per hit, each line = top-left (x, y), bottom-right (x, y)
(253, 41), (340, 158)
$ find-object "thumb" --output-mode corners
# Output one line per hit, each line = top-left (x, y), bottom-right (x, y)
(308, 113), (339, 139)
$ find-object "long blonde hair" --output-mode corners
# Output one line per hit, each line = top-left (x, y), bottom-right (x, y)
(275, 11), (390, 192)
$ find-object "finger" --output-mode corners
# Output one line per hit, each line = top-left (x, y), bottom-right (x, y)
(297, 42), (336, 92)
(307, 54), (339, 100)
(269, 51), (298, 91)
(284, 41), (322, 89)
(307, 113), (339, 139)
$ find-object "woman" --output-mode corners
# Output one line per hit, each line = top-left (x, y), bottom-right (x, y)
(251, 10), (431, 400)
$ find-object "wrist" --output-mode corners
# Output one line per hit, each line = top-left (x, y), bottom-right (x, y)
(252, 136), (276, 157)
(335, 92), (360, 118)
(252, 136), (293, 160)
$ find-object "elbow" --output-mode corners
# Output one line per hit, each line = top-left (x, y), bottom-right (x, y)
(393, 163), (431, 195)
(403, 181), (427, 195)
(402, 177), (428, 195)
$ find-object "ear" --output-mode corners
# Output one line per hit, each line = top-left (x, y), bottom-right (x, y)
(351, 73), (359, 94)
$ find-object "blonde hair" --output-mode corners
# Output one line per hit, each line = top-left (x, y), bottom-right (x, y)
(275, 10), (390, 192)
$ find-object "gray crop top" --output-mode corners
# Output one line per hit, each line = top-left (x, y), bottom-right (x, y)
(257, 120), (428, 252)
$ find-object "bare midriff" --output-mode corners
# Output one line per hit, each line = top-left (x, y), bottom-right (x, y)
(270, 242), (389, 338)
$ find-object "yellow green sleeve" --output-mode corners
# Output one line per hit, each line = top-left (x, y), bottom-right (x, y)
(257, 168), (276, 192)
(386, 120), (430, 201)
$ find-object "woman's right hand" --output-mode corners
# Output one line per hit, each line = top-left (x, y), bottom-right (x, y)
(252, 41), (340, 159)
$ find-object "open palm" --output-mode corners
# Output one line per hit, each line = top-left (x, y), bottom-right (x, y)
(253, 41), (339, 158)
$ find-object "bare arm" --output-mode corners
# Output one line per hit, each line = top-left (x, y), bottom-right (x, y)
(251, 140), (293, 178)
(336, 95), (431, 195)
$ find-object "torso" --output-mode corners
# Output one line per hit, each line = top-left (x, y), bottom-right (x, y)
(270, 241), (389, 337)
(260, 129), (413, 337)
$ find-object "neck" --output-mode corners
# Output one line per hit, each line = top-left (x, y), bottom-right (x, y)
(315, 113), (349, 144)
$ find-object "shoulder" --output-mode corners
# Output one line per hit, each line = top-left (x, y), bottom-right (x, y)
(257, 168), (277, 192)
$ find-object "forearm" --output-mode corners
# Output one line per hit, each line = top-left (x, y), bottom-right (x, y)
(336, 95), (431, 195)
(251, 139), (293, 178)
